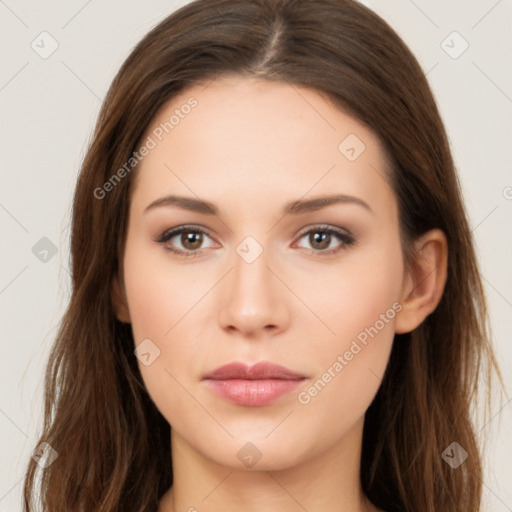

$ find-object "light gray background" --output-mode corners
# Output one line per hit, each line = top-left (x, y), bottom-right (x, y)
(1, 1), (511, 510)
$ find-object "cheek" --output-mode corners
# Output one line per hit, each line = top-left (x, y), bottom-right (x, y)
(294, 241), (403, 412)
(123, 237), (204, 341)
(122, 239), (217, 403)
(302, 238), (403, 346)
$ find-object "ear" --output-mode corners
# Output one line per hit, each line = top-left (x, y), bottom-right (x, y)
(395, 229), (448, 334)
(111, 273), (131, 324)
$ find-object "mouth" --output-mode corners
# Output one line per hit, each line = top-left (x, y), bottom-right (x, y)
(202, 361), (307, 407)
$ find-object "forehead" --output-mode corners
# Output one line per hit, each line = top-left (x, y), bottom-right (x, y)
(130, 75), (395, 219)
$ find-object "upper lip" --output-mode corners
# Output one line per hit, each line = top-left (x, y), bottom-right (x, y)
(203, 361), (306, 380)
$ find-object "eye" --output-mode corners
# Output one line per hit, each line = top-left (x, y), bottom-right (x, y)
(154, 225), (217, 258)
(293, 225), (355, 256)
(154, 224), (355, 259)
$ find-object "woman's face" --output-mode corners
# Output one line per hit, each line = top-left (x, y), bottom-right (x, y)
(116, 75), (406, 470)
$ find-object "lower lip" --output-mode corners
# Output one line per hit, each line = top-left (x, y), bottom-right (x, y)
(204, 378), (305, 407)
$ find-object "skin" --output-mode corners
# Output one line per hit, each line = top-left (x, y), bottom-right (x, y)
(112, 75), (448, 512)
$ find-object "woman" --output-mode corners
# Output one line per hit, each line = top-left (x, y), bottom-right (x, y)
(23, 0), (502, 511)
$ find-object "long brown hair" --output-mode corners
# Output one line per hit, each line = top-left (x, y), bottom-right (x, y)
(23, 0), (502, 510)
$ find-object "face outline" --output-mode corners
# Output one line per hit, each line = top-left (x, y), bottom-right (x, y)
(112, 75), (442, 474)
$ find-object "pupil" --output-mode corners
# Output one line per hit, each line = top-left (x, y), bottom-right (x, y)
(312, 231), (329, 249)
(183, 231), (202, 249)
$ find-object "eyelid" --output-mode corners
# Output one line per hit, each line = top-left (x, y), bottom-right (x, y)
(294, 223), (353, 239)
(153, 224), (218, 247)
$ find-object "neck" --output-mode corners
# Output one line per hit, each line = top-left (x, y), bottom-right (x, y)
(159, 416), (377, 512)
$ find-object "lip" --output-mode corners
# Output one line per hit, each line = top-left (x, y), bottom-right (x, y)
(203, 361), (307, 407)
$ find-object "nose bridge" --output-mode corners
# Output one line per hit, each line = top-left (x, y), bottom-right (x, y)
(231, 233), (275, 309)
(218, 233), (288, 335)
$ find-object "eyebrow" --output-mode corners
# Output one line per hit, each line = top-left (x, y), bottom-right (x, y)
(144, 194), (373, 216)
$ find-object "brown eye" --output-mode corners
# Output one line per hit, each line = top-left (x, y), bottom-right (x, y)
(180, 230), (204, 250)
(309, 231), (331, 250)
(155, 226), (216, 258)
(295, 226), (355, 255)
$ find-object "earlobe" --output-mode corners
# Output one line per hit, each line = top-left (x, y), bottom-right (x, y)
(111, 274), (131, 324)
(395, 229), (448, 334)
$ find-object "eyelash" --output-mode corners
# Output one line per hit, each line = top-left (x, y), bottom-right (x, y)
(154, 224), (356, 259)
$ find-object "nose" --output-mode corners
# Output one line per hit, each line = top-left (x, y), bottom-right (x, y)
(218, 241), (290, 338)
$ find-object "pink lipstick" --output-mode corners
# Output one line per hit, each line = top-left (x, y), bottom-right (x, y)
(202, 361), (307, 407)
